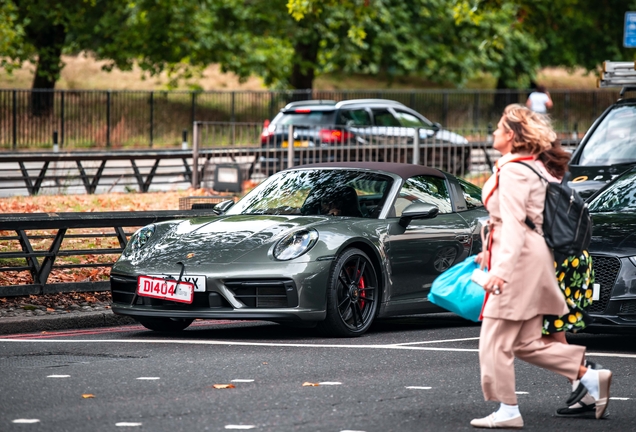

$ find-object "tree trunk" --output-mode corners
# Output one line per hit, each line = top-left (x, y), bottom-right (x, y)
(29, 24), (65, 116)
(289, 38), (319, 98)
(493, 76), (521, 118)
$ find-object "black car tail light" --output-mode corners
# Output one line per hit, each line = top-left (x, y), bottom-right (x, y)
(320, 129), (354, 144)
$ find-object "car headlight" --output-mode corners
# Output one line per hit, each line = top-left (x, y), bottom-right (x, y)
(629, 256), (636, 267)
(273, 229), (319, 261)
(124, 224), (156, 257)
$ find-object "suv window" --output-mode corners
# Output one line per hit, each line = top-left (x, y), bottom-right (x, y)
(393, 110), (427, 127)
(337, 109), (372, 126)
(393, 175), (452, 217)
(372, 109), (401, 127)
(580, 105), (636, 165)
(273, 111), (336, 126)
(457, 178), (484, 209)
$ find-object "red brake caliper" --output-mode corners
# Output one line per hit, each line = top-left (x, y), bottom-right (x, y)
(358, 272), (366, 310)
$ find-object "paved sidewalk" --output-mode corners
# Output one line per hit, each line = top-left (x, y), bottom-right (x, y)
(0, 310), (135, 335)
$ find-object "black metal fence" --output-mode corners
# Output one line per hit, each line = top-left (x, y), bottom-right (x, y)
(0, 210), (217, 296)
(0, 88), (619, 151)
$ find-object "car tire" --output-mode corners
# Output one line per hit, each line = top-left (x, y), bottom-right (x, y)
(317, 248), (379, 337)
(136, 317), (194, 332)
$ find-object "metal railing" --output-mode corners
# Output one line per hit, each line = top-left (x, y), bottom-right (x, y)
(0, 122), (581, 196)
(0, 88), (615, 150)
(0, 210), (218, 297)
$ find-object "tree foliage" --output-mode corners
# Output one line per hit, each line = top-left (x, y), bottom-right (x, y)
(2, 0), (636, 96)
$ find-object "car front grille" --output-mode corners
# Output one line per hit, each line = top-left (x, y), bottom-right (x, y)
(224, 279), (297, 308)
(588, 255), (621, 314)
(619, 300), (636, 317)
(110, 274), (230, 308)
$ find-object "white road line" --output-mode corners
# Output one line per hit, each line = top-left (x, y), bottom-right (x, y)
(231, 379), (255, 383)
(12, 419), (40, 424)
(225, 426), (255, 430)
(406, 386), (432, 390)
(115, 422), (143, 427)
(515, 391), (529, 395)
(47, 375), (70, 378)
(2, 339), (636, 359)
(392, 337), (480, 346)
(136, 377), (160, 380)
(340, 430), (366, 432)
(610, 397), (631, 400)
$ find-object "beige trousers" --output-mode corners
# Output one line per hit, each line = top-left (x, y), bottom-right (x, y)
(479, 315), (586, 405)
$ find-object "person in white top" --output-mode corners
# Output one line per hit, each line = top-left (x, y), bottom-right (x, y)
(526, 85), (553, 113)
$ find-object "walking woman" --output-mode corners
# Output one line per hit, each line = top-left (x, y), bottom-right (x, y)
(471, 104), (612, 428)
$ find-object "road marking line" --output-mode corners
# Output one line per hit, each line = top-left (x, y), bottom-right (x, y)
(136, 377), (160, 380)
(12, 419), (40, 424)
(47, 375), (70, 378)
(225, 425), (255, 430)
(1, 339), (636, 359)
(610, 397), (631, 400)
(392, 337), (480, 346)
(515, 391), (529, 394)
(115, 422), (143, 427)
(231, 379), (255, 383)
(340, 430), (366, 432)
(406, 386), (432, 390)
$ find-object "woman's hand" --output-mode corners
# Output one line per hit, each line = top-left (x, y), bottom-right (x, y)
(483, 274), (506, 295)
(475, 252), (484, 265)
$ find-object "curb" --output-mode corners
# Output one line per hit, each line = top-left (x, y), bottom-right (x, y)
(0, 311), (137, 336)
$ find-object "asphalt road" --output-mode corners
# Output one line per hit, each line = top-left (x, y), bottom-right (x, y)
(1, 315), (635, 432)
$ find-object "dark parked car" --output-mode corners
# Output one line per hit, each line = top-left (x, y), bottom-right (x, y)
(569, 89), (636, 199)
(586, 166), (636, 329)
(260, 99), (470, 174)
(110, 162), (487, 337)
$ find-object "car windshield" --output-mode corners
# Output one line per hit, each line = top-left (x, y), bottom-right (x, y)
(579, 105), (636, 165)
(273, 111), (335, 126)
(588, 170), (636, 212)
(227, 169), (394, 218)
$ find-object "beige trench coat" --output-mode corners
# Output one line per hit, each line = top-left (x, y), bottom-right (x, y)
(481, 152), (569, 321)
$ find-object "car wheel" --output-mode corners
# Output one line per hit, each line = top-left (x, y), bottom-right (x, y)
(317, 248), (379, 337)
(136, 317), (194, 332)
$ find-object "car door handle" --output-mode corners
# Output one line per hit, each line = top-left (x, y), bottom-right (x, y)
(455, 235), (471, 243)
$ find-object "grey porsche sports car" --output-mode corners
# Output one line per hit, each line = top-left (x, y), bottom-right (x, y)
(110, 162), (488, 337)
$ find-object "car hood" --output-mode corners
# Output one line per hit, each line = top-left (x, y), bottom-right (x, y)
(589, 212), (636, 257)
(569, 162), (636, 199)
(428, 128), (469, 145)
(124, 215), (332, 265)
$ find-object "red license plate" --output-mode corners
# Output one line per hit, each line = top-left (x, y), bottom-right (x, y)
(136, 275), (194, 304)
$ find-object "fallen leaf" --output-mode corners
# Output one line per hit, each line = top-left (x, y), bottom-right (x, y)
(46, 308), (55, 312)
(82, 394), (95, 398)
(302, 382), (319, 387)
(186, 253), (195, 259)
(212, 384), (235, 389)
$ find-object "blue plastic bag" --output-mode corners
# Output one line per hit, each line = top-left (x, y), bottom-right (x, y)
(427, 255), (486, 322)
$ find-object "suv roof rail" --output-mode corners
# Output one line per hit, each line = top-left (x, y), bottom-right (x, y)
(283, 100), (336, 110)
(598, 61), (636, 93)
(335, 98), (406, 107)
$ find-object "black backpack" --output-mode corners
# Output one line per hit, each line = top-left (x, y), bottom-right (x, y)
(514, 161), (592, 257)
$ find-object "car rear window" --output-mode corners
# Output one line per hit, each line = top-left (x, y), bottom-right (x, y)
(273, 111), (336, 126)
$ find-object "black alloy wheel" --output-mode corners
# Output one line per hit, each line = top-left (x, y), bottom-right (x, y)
(136, 317), (194, 332)
(318, 248), (379, 337)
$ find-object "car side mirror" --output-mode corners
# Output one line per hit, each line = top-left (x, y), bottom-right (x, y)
(432, 122), (441, 131)
(398, 203), (439, 228)
(212, 199), (235, 215)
